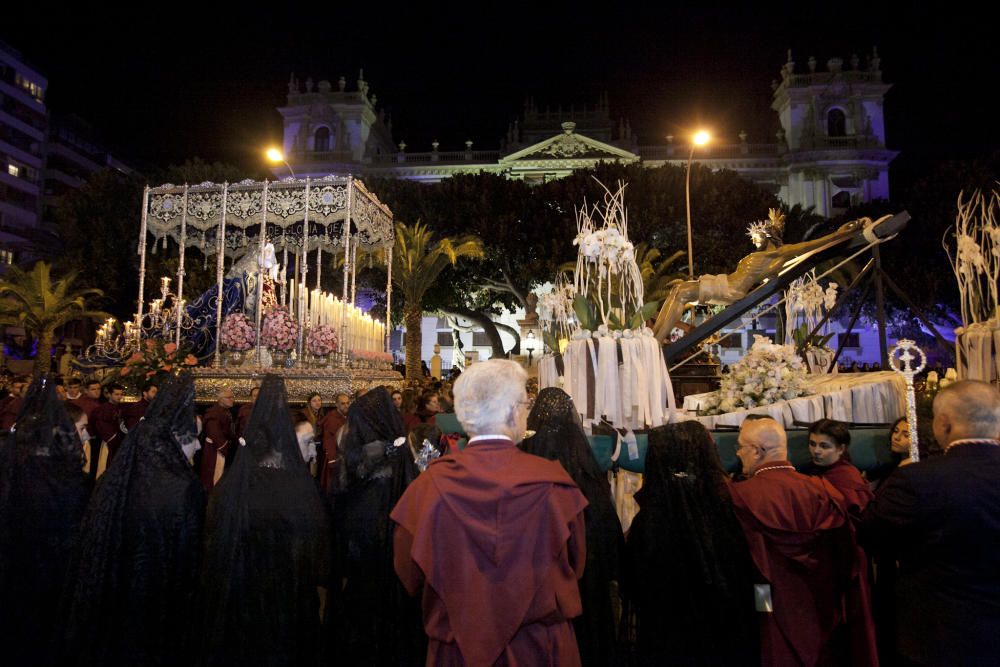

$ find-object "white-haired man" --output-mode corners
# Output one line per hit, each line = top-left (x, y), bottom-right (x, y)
(391, 359), (588, 666)
(861, 380), (1000, 666)
(729, 417), (865, 666)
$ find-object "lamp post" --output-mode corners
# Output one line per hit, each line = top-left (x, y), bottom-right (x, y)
(266, 147), (296, 178)
(684, 130), (711, 280)
(524, 329), (538, 367)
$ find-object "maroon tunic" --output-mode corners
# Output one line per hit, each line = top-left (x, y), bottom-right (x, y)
(66, 395), (100, 424)
(0, 396), (22, 430)
(803, 459), (879, 666)
(805, 459), (875, 514)
(391, 438), (588, 666)
(730, 462), (858, 667)
(91, 402), (124, 459)
(318, 410), (346, 492)
(200, 404), (234, 492)
(235, 402), (254, 438)
(121, 398), (150, 431)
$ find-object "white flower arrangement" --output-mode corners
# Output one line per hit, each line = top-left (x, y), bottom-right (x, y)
(784, 270), (838, 348)
(946, 190), (1000, 327)
(306, 324), (338, 356)
(570, 180), (645, 329)
(220, 312), (256, 351)
(699, 335), (809, 415)
(261, 307), (300, 351)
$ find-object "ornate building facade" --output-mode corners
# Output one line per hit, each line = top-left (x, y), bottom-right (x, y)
(276, 51), (896, 218)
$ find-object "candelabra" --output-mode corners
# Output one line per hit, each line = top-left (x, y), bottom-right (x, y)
(138, 277), (196, 341)
(889, 339), (927, 463)
(83, 317), (140, 364)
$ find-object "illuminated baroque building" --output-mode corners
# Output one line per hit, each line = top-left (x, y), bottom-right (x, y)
(276, 51), (896, 218)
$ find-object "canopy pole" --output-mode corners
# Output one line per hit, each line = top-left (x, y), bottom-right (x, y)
(212, 184), (228, 367)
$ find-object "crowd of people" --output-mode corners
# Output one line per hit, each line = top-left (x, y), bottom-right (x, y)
(0, 362), (998, 666)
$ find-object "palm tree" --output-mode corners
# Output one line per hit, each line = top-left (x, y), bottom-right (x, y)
(0, 262), (107, 375)
(392, 221), (483, 381)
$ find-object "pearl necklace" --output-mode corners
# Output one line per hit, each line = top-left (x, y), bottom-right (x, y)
(752, 464), (795, 477)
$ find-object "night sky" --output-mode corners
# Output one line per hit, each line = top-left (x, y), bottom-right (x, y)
(4, 3), (997, 179)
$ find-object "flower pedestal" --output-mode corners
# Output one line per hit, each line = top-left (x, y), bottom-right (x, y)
(804, 346), (836, 375)
(223, 350), (245, 368)
(270, 349), (288, 368)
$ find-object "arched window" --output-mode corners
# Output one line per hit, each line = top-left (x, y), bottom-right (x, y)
(314, 127), (331, 152)
(827, 109), (847, 137)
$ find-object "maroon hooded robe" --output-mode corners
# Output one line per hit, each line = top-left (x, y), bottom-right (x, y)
(391, 437), (588, 666)
(199, 403), (234, 491)
(730, 463), (857, 667)
(804, 459), (879, 665)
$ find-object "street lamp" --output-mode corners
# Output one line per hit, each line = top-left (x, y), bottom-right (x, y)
(266, 147), (296, 178)
(524, 329), (539, 367)
(685, 130), (711, 280)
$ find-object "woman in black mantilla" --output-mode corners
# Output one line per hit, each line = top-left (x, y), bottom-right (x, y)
(329, 385), (424, 665)
(0, 376), (88, 667)
(201, 374), (331, 667)
(624, 421), (758, 666)
(62, 371), (206, 666)
(521, 387), (624, 666)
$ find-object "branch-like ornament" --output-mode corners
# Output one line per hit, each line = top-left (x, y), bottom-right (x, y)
(888, 338), (927, 462)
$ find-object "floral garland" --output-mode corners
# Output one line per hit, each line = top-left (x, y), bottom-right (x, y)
(220, 312), (256, 351)
(260, 307), (299, 351)
(112, 339), (198, 390)
(699, 335), (809, 415)
(306, 324), (338, 356)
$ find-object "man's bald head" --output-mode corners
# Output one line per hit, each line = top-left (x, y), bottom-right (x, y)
(737, 417), (788, 471)
(217, 386), (236, 409)
(933, 380), (1000, 446)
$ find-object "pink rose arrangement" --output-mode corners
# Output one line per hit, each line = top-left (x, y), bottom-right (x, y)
(261, 307), (300, 351)
(220, 312), (256, 351)
(306, 324), (339, 356)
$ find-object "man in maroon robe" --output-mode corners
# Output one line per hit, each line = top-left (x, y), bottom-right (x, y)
(730, 417), (863, 667)
(199, 387), (235, 491)
(235, 385), (259, 438)
(392, 359), (588, 666)
(318, 392), (349, 492)
(122, 381), (157, 430)
(0, 376), (28, 430)
(91, 382), (125, 460)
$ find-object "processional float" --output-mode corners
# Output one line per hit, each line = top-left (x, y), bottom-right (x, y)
(89, 175), (401, 401)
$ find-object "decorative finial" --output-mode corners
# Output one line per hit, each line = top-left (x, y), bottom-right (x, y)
(739, 130), (748, 143)
(808, 56), (817, 72)
(338, 76), (346, 92)
(398, 140), (406, 152)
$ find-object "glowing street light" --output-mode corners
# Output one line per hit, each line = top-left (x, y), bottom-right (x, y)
(266, 147), (296, 178)
(685, 130), (711, 279)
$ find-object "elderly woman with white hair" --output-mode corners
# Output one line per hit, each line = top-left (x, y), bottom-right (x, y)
(391, 359), (589, 666)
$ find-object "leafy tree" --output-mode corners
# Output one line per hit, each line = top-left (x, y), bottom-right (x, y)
(54, 161), (250, 322)
(391, 222), (483, 380)
(0, 262), (107, 375)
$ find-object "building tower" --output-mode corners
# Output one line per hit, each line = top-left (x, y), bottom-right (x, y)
(772, 49), (896, 217)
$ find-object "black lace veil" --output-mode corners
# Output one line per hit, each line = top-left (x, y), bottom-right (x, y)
(521, 387), (623, 666)
(63, 371), (203, 664)
(201, 374), (331, 665)
(1, 375), (88, 667)
(626, 420), (758, 664)
(328, 386), (423, 664)
(523, 387), (605, 488)
(335, 385), (409, 489)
